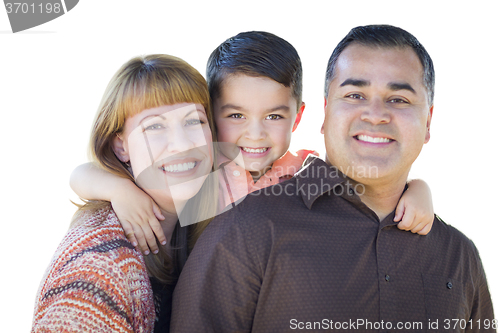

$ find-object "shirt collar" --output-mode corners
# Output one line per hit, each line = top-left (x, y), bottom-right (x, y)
(295, 155), (348, 210)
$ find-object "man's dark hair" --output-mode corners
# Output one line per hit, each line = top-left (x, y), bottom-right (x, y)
(207, 31), (302, 107)
(324, 25), (435, 104)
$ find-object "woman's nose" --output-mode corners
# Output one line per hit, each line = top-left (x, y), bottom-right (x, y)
(165, 123), (196, 154)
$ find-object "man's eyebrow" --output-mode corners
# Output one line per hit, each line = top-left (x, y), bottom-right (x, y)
(340, 78), (370, 87)
(388, 82), (416, 94)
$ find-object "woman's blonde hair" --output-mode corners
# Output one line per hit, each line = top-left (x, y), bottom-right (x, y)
(77, 54), (217, 284)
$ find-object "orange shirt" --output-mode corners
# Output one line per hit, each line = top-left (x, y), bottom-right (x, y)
(218, 149), (319, 208)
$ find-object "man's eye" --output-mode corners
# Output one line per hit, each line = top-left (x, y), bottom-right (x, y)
(388, 98), (409, 104)
(265, 114), (283, 120)
(346, 93), (365, 100)
(229, 113), (244, 119)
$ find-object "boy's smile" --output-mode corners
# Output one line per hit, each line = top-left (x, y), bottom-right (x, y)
(214, 74), (304, 179)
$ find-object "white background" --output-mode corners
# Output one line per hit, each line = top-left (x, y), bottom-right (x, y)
(1, 1), (498, 330)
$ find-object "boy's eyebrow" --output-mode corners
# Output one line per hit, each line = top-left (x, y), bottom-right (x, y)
(219, 103), (243, 112)
(270, 105), (290, 112)
(219, 104), (291, 113)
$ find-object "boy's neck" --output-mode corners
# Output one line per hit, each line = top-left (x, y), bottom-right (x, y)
(250, 166), (272, 183)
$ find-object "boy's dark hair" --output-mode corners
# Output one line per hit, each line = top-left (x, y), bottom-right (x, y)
(207, 31), (302, 107)
(324, 25), (435, 105)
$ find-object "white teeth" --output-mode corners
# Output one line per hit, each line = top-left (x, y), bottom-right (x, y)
(161, 162), (196, 173)
(242, 147), (268, 154)
(357, 135), (391, 143)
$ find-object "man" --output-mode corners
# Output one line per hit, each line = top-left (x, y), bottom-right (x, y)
(171, 25), (494, 332)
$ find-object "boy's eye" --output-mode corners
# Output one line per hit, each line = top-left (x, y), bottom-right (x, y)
(229, 113), (245, 119)
(265, 114), (283, 120)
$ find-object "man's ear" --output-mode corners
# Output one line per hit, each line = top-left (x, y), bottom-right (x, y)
(112, 133), (130, 163)
(292, 102), (305, 132)
(320, 97), (327, 134)
(424, 105), (434, 143)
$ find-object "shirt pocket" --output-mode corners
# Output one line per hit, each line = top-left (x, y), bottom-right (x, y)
(422, 274), (470, 331)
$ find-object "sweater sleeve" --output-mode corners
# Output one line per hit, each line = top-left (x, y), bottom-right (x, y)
(32, 209), (155, 333)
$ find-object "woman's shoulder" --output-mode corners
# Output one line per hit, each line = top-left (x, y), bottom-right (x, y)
(32, 203), (155, 332)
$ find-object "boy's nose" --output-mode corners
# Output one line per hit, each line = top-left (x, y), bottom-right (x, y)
(244, 120), (266, 141)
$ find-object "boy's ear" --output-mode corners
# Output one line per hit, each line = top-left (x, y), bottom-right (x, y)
(292, 102), (306, 132)
(112, 133), (130, 163)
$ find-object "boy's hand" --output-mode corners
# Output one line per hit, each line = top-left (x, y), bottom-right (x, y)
(111, 183), (166, 255)
(394, 179), (434, 235)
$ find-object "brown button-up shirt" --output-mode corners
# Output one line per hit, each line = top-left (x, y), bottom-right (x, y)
(171, 157), (495, 332)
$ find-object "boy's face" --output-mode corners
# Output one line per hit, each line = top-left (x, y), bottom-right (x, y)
(214, 74), (304, 178)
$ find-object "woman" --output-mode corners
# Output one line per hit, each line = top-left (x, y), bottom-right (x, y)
(32, 54), (218, 333)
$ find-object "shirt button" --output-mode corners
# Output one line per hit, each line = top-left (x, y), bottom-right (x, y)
(447, 282), (453, 289)
(233, 170), (240, 177)
(385, 274), (390, 282)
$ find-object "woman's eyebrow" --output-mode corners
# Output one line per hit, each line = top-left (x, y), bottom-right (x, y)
(139, 114), (166, 125)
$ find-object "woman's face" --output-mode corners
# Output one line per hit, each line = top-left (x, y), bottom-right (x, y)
(114, 103), (213, 214)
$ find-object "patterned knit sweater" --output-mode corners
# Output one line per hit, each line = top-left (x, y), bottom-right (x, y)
(32, 204), (155, 333)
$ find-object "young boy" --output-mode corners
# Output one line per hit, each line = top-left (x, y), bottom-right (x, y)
(70, 31), (434, 255)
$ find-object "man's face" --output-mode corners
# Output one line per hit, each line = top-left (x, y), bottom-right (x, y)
(214, 74), (304, 178)
(322, 44), (433, 184)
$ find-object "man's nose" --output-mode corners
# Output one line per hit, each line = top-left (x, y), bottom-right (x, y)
(360, 99), (391, 125)
(244, 120), (266, 141)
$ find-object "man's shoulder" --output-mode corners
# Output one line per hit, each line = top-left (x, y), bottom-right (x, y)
(432, 215), (476, 246)
(429, 214), (482, 263)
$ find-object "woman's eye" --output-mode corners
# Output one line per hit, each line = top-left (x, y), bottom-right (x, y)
(144, 123), (164, 131)
(265, 114), (283, 120)
(185, 118), (204, 126)
(229, 113), (244, 119)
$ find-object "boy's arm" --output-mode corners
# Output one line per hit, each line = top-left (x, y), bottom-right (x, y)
(70, 163), (166, 254)
(394, 179), (434, 235)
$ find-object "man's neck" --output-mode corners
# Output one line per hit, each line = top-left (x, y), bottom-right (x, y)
(351, 174), (408, 221)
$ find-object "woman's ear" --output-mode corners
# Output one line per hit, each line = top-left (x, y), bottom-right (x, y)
(112, 133), (130, 163)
